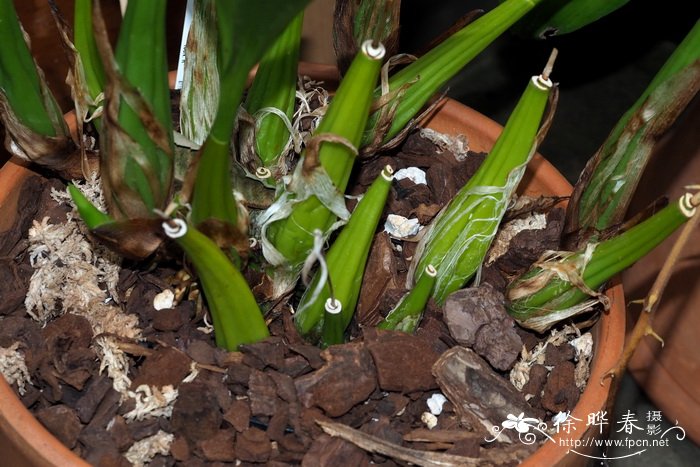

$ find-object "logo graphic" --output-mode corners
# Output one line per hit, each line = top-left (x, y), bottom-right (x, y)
(486, 410), (686, 461)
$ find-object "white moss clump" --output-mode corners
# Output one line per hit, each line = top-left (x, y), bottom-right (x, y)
(24, 179), (184, 455)
(97, 337), (180, 429)
(95, 336), (133, 395)
(51, 174), (122, 301)
(0, 343), (32, 395)
(25, 177), (141, 339)
(123, 385), (179, 422)
(124, 430), (174, 466)
(510, 324), (585, 393)
(26, 216), (102, 321)
(418, 128), (470, 160)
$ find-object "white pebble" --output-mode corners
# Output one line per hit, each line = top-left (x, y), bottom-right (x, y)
(394, 167), (427, 185)
(153, 289), (175, 310)
(426, 393), (448, 415)
(551, 411), (569, 425)
(421, 411), (438, 429)
(384, 214), (420, 238)
(569, 333), (593, 359)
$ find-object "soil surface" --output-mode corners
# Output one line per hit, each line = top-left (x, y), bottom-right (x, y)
(0, 131), (597, 466)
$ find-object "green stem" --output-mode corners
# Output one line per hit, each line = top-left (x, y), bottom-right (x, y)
(363, 0), (545, 146)
(508, 194), (695, 321)
(294, 165), (394, 339)
(321, 298), (345, 347)
(266, 41), (385, 267)
(163, 219), (269, 351)
(414, 68), (553, 304)
(378, 264), (437, 333)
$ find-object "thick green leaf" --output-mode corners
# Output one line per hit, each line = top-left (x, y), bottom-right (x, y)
(0, 0), (64, 136)
(567, 20), (700, 236)
(93, 0), (174, 219)
(0, 0), (78, 177)
(515, 0), (632, 38)
(190, 0), (310, 230)
(508, 193), (697, 332)
(412, 71), (553, 304)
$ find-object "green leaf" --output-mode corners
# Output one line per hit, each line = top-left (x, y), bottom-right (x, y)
(362, 0), (546, 149)
(514, 0), (632, 38)
(74, 0), (105, 102)
(114, 0), (173, 209)
(295, 165), (394, 342)
(69, 183), (164, 260)
(568, 20), (700, 234)
(333, 0), (402, 74)
(243, 12), (304, 166)
(163, 219), (269, 350)
(0, 0), (77, 177)
(0, 0), (64, 136)
(508, 193), (698, 332)
(412, 67), (553, 304)
(68, 184), (113, 229)
(93, 0), (174, 219)
(190, 0), (310, 230)
(208, 0), (312, 143)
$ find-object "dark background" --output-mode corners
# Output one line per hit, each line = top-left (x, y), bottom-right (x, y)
(400, 0), (699, 181)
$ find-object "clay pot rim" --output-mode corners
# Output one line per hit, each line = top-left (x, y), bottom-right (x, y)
(0, 71), (624, 467)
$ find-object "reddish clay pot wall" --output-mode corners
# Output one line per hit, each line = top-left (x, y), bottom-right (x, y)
(623, 98), (700, 444)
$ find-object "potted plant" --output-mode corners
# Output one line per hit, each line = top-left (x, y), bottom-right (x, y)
(0, 0), (696, 465)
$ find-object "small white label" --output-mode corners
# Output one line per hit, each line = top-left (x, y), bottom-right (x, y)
(175, 0), (195, 90)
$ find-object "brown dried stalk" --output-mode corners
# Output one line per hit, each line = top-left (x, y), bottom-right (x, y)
(316, 419), (532, 466)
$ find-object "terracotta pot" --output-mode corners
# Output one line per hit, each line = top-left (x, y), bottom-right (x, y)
(623, 98), (700, 444)
(0, 87), (625, 466)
